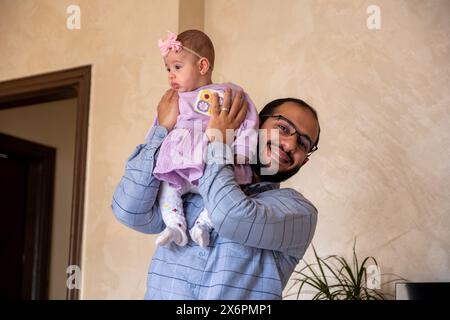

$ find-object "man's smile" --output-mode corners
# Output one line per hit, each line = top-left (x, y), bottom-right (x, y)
(268, 142), (292, 166)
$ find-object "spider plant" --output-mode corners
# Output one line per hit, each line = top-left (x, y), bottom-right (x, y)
(285, 242), (404, 300)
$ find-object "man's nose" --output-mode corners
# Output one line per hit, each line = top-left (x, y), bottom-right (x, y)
(280, 134), (298, 154)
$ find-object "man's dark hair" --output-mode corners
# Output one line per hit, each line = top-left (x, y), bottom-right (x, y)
(259, 98), (320, 151)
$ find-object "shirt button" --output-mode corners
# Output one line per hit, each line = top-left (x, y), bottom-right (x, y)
(156, 127), (167, 138)
(198, 251), (205, 257)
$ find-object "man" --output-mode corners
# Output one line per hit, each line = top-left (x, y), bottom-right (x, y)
(112, 89), (321, 299)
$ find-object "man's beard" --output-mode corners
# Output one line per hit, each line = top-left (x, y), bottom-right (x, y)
(250, 143), (301, 183)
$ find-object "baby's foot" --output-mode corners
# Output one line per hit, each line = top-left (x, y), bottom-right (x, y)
(156, 225), (188, 247)
(189, 222), (211, 247)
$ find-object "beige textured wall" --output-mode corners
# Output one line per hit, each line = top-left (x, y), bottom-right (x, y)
(0, 0), (178, 299)
(179, 0), (204, 32)
(205, 0), (450, 297)
(1, 0), (449, 300)
(0, 99), (77, 299)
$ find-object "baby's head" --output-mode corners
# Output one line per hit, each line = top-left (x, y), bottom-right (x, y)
(158, 30), (215, 92)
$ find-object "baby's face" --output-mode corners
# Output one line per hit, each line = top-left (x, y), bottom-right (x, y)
(164, 50), (202, 92)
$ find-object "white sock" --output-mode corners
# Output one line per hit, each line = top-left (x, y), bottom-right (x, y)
(189, 208), (213, 247)
(157, 181), (188, 246)
(156, 224), (188, 247)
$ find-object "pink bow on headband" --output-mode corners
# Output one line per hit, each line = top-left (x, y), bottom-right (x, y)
(158, 31), (183, 57)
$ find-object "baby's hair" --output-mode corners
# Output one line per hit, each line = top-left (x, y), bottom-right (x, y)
(177, 29), (215, 69)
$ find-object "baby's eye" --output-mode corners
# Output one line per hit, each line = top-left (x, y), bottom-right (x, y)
(165, 67), (170, 72)
(174, 65), (183, 70)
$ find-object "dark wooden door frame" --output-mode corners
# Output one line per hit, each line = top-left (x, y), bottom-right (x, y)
(0, 66), (91, 299)
(0, 133), (56, 299)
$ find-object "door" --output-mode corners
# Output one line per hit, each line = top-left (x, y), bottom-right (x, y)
(0, 66), (90, 299)
(0, 133), (55, 299)
(0, 153), (28, 299)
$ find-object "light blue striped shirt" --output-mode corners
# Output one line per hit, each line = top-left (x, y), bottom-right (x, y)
(111, 125), (318, 299)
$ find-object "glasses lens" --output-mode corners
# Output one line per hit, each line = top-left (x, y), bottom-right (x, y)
(275, 118), (294, 135)
(275, 116), (312, 153)
(277, 119), (311, 152)
(298, 135), (311, 153)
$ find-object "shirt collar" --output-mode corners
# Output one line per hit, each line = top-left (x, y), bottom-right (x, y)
(242, 181), (280, 195)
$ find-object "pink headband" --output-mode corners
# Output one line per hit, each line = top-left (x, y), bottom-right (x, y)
(158, 31), (204, 60)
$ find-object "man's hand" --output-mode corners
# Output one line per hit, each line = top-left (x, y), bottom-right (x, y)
(157, 89), (179, 131)
(205, 88), (248, 145)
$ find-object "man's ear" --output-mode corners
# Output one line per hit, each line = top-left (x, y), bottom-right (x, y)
(198, 58), (210, 75)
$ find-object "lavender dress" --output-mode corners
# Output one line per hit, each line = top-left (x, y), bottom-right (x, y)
(152, 83), (259, 190)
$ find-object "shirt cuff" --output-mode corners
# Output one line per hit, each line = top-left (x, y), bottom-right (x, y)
(145, 125), (168, 146)
(205, 141), (234, 165)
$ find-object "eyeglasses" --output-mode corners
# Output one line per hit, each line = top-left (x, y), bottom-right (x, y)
(261, 114), (318, 156)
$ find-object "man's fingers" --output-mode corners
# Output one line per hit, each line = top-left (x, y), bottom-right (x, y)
(170, 90), (179, 102)
(235, 99), (248, 125)
(159, 89), (173, 105)
(228, 90), (244, 118)
(220, 88), (232, 118)
(210, 92), (220, 117)
(164, 89), (173, 98)
(160, 89), (178, 107)
(168, 89), (177, 99)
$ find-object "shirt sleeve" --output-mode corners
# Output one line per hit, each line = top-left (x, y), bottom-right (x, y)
(111, 125), (167, 234)
(198, 142), (318, 259)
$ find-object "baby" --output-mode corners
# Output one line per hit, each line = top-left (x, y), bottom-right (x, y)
(152, 30), (258, 247)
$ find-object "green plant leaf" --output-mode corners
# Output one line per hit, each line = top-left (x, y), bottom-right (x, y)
(286, 241), (403, 300)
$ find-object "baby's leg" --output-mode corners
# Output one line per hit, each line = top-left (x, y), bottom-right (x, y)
(187, 186), (213, 247)
(190, 208), (213, 247)
(156, 181), (188, 247)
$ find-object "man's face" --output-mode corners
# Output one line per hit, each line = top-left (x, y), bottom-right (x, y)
(164, 50), (201, 92)
(256, 102), (320, 182)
